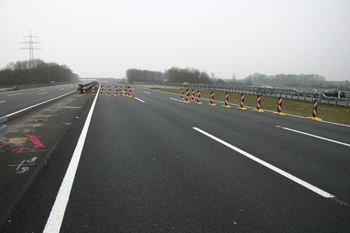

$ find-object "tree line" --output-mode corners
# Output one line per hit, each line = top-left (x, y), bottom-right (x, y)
(245, 73), (326, 87)
(0, 59), (78, 86)
(127, 67), (330, 88)
(126, 69), (163, 83)
(126, 67), (241, 85)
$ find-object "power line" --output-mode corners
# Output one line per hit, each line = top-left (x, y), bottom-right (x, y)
(20, 29), (41, 62)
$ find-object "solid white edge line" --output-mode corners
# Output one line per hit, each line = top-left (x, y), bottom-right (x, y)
(134, 97), (145, 103)
(43, 84), (100, 233)
(193, 127), (335, 199)
(6, 90), (77, 117)
(276, 126), (350, 147)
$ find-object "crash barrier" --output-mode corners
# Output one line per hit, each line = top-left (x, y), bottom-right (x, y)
(78, 81), (97, 94)
(195, 91), (202, 104)
(180, 89), (184, 100)
(307, 100), (322, 121)
(222, 93), (231, 108)
(274, 97), (285, 115)
(185, 89), (190, 103)
(150, 83), (349, 107)
(253, 95), (264, 112)
(208, 92), (216, 106)
(0, 116), (7, 134)
(237, 94), (247, 110)
(100, 86), (104, 95)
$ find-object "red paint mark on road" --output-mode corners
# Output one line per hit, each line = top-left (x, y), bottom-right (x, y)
(25, 134), (45, 148)
(11, 148), (47, 153)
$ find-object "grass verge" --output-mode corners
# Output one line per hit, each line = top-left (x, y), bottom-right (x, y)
(153, 88), (350, 125)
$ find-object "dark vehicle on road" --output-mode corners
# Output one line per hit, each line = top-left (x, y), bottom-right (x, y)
(322, 89), (346, 98)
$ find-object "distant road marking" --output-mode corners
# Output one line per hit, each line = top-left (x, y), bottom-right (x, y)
(6, 90), (77, 117)
(135, 97), (145, 103)
(38, 92), (48, 95)
(193, 127), (335, 199)
(43, 84), (100, 233)
(0, 101), (5, 104)
(169, 97), (188, 103)
(143, 91), (150, 94)
(59, 88), (65, 90)
(276, 126), (350, 147)
(7, 93), (22, 96)
(0, 90), (23, 95)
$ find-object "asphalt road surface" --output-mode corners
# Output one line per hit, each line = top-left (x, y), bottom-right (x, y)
(0, 83), (79, 117)
(1, 81), (349, 232)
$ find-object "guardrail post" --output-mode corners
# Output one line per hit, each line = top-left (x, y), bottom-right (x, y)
(0, 116), (7, 134)
(346, 98), (349, 108)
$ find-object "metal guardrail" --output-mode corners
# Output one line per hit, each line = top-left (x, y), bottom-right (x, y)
(140, 82), (349, 107)
(0, 116), (7, 134)
(77, 81), (97, 94)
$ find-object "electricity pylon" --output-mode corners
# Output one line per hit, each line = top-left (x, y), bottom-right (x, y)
(21, 29), (41, 63)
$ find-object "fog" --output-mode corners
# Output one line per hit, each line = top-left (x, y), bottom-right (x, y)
(1, 0), (349, 81)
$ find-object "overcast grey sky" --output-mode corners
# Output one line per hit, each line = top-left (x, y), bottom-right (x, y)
(1, 0), (349, 81)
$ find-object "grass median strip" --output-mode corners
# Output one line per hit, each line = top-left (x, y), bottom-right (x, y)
(153, 88), (350, 125)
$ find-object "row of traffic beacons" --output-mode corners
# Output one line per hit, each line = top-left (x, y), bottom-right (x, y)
(85, 85), (133, 97)
(180, 89), (322, 120)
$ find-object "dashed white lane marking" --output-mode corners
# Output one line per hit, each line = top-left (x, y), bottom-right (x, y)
(38, 92), (48, 95)
(193, 127), (335, 199)
(276, 126), (350, 147)
(143, 91), (150, 94)
(7, 93), (22, 96)
(43, 84), (101, 233)
(0, 101), (6, 104)
(135, 97), (145, 103)
(169, 97), (189, 103)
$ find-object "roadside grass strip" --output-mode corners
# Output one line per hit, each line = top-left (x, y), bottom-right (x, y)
(153, 88), (350, 125)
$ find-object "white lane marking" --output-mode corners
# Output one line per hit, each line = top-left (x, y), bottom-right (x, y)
(43, 84), (100, 233)
(38, 92), (48, 95)
(0, 90), (24, 95)
(6, 90), (77, 117)
(0, 101), (6, 104)
(59, 88), (65, 90)
(169, 97), (189, 103)
(276, 126), (350, 147)
(193, 127), (335, 199)
(143, 91), (150, 94)
(7, 93), (22, 96)
(135, 97), (145, 103)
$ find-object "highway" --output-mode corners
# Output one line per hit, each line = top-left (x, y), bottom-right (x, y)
(0, 83), (79, 117)
(1, 81), (349, 232)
